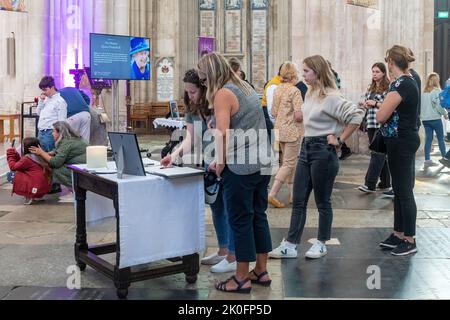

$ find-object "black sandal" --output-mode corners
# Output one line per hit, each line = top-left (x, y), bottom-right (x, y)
(215, 276), (251, 294)
(250, 270), (272, 287)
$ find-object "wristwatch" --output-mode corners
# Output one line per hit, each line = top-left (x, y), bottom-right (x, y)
(337, 137), (344, 146)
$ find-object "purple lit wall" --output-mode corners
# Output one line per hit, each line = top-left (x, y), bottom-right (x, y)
(44, 0), (98, 88)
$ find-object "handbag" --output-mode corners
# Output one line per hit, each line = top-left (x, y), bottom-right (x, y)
(369, 130), (387, 154)
(359, 112), (368, 132)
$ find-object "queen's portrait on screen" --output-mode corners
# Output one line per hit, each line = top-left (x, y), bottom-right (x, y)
(130, 37), (150, 80)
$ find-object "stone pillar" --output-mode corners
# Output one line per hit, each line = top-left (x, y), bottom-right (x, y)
(130, 0), (154, 103)
(178, 0), (198, 99)
(101, 0), (130, 131)
(268, 0), (291, 83)
(154, 0), (179, 101)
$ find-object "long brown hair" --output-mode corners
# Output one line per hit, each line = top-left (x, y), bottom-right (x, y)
(303, 55), (337, 99)
(22, 137), (52, 181)
(197, 52), (253, 108)
(368, 62), (390, 94)
(424, 73), (441, 93)
(183, 69), (210, 117)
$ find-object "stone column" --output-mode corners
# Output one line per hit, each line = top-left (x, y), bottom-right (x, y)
(178, 0), (198, 99)
(102, 0), (130, 131)
(130, 0), (154, 103)
(154, 0), (179, 101)
(268, 0), (291, 79)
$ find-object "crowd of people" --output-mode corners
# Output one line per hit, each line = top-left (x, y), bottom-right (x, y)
(159, 44), (449, 294)
(6, 43), (450, 294)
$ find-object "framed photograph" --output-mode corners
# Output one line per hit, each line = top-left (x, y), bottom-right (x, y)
(170, 100), (180, 120)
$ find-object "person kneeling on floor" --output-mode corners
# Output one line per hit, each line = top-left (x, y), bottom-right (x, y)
(29, 121), (88, 196)
(7, 138), (52, 205)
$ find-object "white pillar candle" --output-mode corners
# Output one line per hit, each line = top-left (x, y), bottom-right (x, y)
(86, 146), (107, 169)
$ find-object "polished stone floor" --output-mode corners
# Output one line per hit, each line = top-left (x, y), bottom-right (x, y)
(0, 136), (449, 300)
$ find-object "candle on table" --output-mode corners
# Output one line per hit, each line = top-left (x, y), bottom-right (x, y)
(86, 146), (107, 169)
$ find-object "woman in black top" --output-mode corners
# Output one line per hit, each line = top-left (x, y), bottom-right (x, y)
(377, 45), (420, 256)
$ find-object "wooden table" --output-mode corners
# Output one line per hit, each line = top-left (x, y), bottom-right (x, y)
(0, 114), (20, 143)
(69, 167), (200, 299)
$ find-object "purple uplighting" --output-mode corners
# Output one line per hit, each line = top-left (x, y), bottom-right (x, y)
(44, 0), (97, 88)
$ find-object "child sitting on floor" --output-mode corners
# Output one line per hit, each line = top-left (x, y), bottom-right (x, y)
(7, 138), (51, 205)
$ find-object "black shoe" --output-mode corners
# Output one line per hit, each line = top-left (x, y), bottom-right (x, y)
(439, 158), (450, 169)
(391, 240), (418, 256)
(377, 184), (391, 192)
(379, 234), (403, 249)
(48, 184), (62, 195)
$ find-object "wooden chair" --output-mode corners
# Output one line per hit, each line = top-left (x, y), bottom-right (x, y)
(0, 114), (21, 143)
(130, 104), (151, 132)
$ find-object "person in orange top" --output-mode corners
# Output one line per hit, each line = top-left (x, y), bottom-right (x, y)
(269, 62), (304, 208)
(261, 65), (284, 140)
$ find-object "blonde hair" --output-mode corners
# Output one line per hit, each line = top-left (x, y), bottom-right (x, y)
(424, 73), (441, 93)
(385, 45), (416, 72)
(197, 52), (253, 108)
(303, 55), (337, 98)
(280, 61), (299, 83)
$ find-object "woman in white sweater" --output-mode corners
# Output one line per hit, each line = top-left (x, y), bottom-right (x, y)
(270, 55), (364, 260)
(421, 73), (448, 169)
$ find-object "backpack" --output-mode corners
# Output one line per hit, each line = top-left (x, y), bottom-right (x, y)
(440, 85), (450, 109)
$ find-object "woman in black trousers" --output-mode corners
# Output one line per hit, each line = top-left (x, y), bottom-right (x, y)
(377, 45), (421, 256)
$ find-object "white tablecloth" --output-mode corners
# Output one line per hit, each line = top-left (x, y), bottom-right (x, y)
(153, 118), (186, 130)
(81, 169), (205, 269)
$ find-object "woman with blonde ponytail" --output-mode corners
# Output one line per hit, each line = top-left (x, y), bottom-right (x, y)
(198, 52), (273, 294)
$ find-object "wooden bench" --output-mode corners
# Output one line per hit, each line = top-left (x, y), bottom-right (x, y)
(0, 114), (20, 143)
(130, 101), (185, 133)
(130, 104), (151, 132)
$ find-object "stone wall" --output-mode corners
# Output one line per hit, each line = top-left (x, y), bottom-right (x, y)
(0, 0), (435, 137)
(291, 0), (434, 153)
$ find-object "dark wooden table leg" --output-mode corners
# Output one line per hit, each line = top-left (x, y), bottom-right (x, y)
(113, 194), (131, 299)
(74, 181), (88, 271)
(114, 267), (131, 299)
(183, 253), (200, 284)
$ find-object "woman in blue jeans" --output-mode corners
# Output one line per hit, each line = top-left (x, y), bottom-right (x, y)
(270, 55), (364, 260)
(198, 53), (273, 294)
(161, 69), (236, 273)
(377, 45), (421, 256)
(421, 73), (448, 169)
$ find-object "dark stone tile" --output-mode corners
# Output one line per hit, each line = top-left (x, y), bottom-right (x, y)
(270, 228), (450, 299)
(302, 189), (449, 212)
(3, 286), (209, 300)
(0, 211), (9, 218)
(0, 287), (13, 299)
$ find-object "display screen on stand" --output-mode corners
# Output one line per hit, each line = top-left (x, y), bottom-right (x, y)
(90, 33), (151, 81)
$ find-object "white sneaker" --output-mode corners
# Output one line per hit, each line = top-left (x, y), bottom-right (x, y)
(358, 185), (375, 193)
(305, 240), (327, 259)
(201, 253), (226, 266)
(58, 193), (74, 203)
(269, 239), (298, 259)
(210, 259), (237, 273)
(424, 160), (439, 169)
